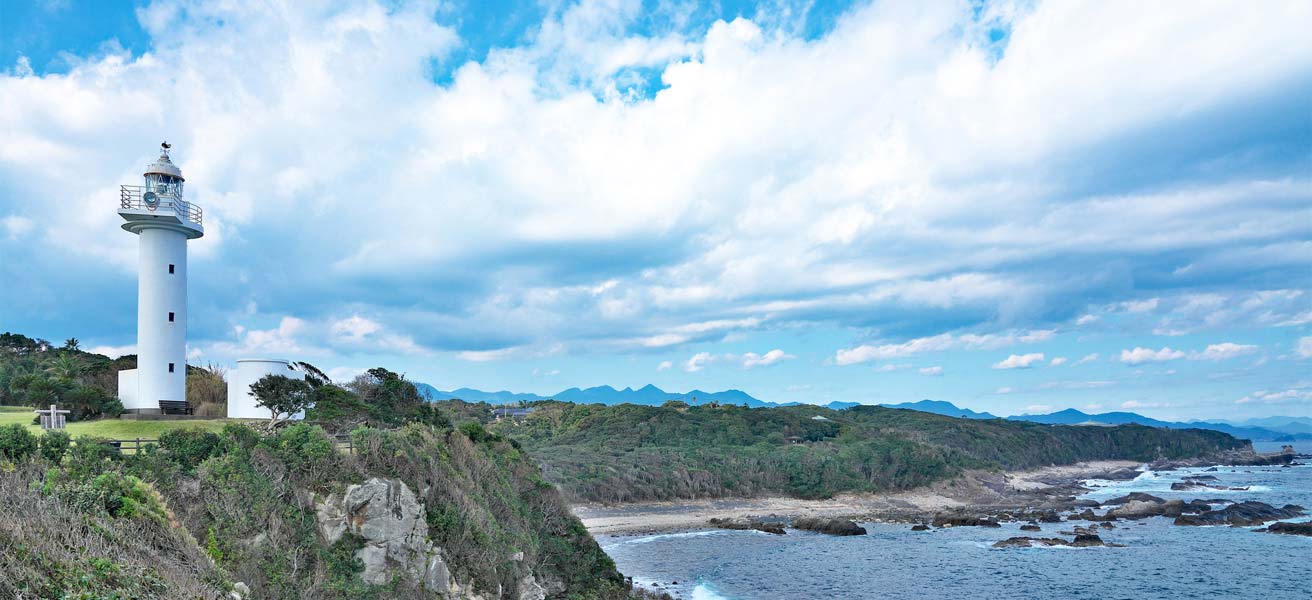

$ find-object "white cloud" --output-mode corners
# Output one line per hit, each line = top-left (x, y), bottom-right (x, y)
(2, 215), (34, 239)
(993, 352), (1045, 369)
(1119, 347), (1186, 365)
(1025, 404), (1053, 414)
(330, 315), (381, 340)
(836, 330), (1054, 365)
(1, 0), (1309, 410)
(683, 351), (713, 373)
(995, 387), (1015, 394)
(87, 344), (135, 359)
(657, 360), (673, 371)
(1075, 353), (1099, 365)
(1075, 314), (1098, 326)
(1191, 342), (1258, 361)
(919, 366), (943, 376)
(211, 317), (307, 356)
(875, 363), (911, 372)
(741, 349), (793, 368)
(1297, 336), (1312, 359)
(1237, 388), (1312, 405)
(1049, 356), (1067, 366)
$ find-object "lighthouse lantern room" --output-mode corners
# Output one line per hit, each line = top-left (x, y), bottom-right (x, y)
(116, 143), (204, 414)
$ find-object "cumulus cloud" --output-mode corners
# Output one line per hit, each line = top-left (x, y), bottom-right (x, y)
(683, 352), (713, 372)
(87, 344), (136, 359)
(836, 330), (1054, 366)
(741, 349), (793, 368)
(1119, 343), (1259, 364)
(993, 353), (1045, 369)
(1192, 342), (1258, 361)
(1049, 357), (1067, 366)
(1118, 347), (1186, 365)
(1237, 388), (1312, 405)
(1074, 353), (1099, 365)
(1297, 336), (1312, 359)
(919, 366), (943, 376)
(1, 0), (1310, 413)
(656, 360), (673, 371)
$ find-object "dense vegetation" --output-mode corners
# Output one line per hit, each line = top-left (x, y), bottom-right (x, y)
(464, 400), (1247, 503)
(0, 333), (129, 420)
(0, 357), (660, 599)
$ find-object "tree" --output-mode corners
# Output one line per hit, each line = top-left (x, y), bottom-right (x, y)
(187, 364), (228, 417)
(62, 338), (80, 352)
(43, 353), (85, 382)
(249, 374), (313, 430)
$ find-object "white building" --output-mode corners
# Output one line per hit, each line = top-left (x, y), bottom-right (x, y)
(226, 358), (307, 420)
(117, 143), (203, 414)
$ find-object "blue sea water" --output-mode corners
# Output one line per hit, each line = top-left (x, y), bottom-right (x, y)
(601, 445), (1312, 600)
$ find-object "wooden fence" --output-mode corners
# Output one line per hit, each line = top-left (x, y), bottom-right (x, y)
(100, 432), (370, 456)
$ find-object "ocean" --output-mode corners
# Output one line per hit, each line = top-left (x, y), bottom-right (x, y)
(600, 442), (1312, 600)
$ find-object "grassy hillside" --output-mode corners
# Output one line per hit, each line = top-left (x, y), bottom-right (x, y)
(1, 406), (237, 438)
(1, 420), (662, 599)
(471, 401), (1246, 503)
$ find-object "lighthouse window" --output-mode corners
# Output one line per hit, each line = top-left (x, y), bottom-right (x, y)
(168, 312), (175, 322)
(169, 264), (175, 274)
(168, 363), (175, 373)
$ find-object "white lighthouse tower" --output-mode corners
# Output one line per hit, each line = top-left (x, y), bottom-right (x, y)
(116, 143), (203, 414)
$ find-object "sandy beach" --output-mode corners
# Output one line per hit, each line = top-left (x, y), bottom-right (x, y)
(574, 460), (1141, 536)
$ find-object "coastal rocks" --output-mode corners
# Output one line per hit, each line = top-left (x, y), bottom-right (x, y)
(910, 524), (930, 531)
(791, 517), (867, 536)
(992, 533), (1121, 549)
(1019, 524), (1042, 532)
(1170, 481), (1248, 492)
(708, 517), (786, 535)
(1103, 492), (1166, 506)
(315, 477), (451, 591)
(1259, 522), (1312, 537)
(931, 514), (1001, 528)
(1173, 501), (1306, 527)
(1067, 509), (1115, 522)
(1107, 499), (1185, 520)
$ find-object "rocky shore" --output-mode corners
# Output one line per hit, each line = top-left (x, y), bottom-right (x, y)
(578, 448), (1307, 541)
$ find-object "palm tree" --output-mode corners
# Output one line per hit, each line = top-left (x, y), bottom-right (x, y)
(43, 353), (85, 382)
(63, 337), (80, 352)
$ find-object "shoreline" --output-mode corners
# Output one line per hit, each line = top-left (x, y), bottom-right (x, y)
(575, 460), (1141, 536)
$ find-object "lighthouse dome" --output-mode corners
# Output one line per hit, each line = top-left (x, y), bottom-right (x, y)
(144, 143), (184, 181)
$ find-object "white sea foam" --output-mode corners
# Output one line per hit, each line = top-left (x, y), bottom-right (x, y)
(601, 529), (728, 550)
(690, 583), (731, 600)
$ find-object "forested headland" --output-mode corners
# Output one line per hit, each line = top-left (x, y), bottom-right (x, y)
(453, 400), (1248, 504)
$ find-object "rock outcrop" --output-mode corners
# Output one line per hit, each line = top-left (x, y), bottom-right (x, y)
(993, 533), (1121, 548)
(316, 477), (452, 592)
(931, 514), (1001, 528)
(1260, 521), (1312, 537)
(1173, 501), (1306, 527)
(709, 517), (786, 535)
(791, 517), (867, 536)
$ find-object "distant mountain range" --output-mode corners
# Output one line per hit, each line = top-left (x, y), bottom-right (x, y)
(415, 383), (1310, 441)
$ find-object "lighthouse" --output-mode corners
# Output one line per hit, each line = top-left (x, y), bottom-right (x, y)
(116, 143), (204, 414)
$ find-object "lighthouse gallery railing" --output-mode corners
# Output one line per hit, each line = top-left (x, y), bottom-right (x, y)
(120, 185), (203, 226)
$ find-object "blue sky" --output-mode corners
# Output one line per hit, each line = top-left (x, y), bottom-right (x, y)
(1, 0), (1309, 420)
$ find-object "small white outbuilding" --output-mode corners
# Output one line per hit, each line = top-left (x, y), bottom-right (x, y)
(226, 358), (307, 420)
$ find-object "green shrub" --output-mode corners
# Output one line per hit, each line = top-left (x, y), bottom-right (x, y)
(65, 436), (122, 479)
(50, 471), (168, 522)
(0, 423), (38, 462)
(261, 423), (338, 483)
(458, 421), (494, 443)
(158, 429), (224, 472)
(38, 429), (71, 463)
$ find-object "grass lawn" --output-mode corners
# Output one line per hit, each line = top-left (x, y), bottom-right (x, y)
(1, 406), (252, 439)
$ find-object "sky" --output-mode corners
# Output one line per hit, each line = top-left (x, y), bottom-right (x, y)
(1, 0), (1309, 421)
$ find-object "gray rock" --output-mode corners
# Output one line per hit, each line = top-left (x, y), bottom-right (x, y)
(315, 477), (452, 591)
